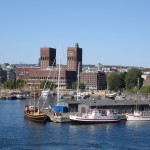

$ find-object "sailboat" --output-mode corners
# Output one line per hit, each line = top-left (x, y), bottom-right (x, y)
(24, 81), (47, 123)
(50, 49), (69, 123)
(125, 100), (150, 121)
(72, 62), (83, 100)
(126, 78), (150, 121)
(41, 57), (56, 99)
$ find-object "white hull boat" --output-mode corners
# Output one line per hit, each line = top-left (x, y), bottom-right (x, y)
(105, 93), (117, 99)
(126, 111), (150, 121)
(41, 89), (51, 97)
(70, 109), (120, 123)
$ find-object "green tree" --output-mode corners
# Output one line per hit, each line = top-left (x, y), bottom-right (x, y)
(72, 82), (85, 90)
(4, 80), (15, 89)
(16, 79), (24, 89)
(40, 80), (54, 90)
(140, 86), (150, 94)
(80, 83), (86, 90)
(72, 82), (77, 90)
(107, 72), (125, 91)
(125, 68), (143, 90)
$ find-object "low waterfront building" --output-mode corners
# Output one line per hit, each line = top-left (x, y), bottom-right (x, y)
(66, 99), (150, 114)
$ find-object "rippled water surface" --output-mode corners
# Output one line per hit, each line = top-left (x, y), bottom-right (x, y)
(0, 99), (150, 150)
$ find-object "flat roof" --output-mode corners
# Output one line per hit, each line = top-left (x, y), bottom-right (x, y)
(64, 99), (150, 106)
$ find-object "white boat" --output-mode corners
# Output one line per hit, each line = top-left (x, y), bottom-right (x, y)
(115, 94), (126, 100)
(70, 109), (120, 123)
(105, 92), (117, 99)
(41, 89), (51, 97)
(16, 94), (27, 99)
(126, 110), (150, 121)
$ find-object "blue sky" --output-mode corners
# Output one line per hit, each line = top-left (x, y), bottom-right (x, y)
(0, 0), (150, 68)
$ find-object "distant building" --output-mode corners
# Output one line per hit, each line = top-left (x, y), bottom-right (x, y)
(67, 43), (82, 72)
(16, 46), (78, 90)
(0, 68), (7, 84)
(80, 71), (107, 90)
(142, 68), (150, 75)
(0, 64), (16, 85)
(40, 47), (56, 69)
(16, 66), (77, 90)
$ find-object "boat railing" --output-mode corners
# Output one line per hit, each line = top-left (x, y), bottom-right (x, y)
(141, 111), (150, 116)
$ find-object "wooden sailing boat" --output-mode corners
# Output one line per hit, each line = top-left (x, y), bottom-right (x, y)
(24, 80), (47, 123)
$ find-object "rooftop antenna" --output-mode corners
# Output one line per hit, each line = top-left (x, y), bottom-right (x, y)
(75, 43), (79, 48)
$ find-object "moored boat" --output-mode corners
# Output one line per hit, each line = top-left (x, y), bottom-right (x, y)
(70, 109), (120, 123)
(24, 105), (47, 122)
(126, 110), (150, 121)
(24, 80), (47, 123)
(41, 89), (51, 98)
(105, 92), (117, 99)
(16, 94), (27, 99)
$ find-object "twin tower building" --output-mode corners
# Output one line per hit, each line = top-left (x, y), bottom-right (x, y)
(40, 43), (82, 72)
(16, 43), (82, 89)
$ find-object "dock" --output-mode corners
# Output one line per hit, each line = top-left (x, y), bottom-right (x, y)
(42, 110), (71, 123)
(42, 109), (127, 123)
(50, 113), (70, 123)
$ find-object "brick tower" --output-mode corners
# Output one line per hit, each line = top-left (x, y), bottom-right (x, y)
(40, 47), (56, 69)
(67, 43), (82, 72)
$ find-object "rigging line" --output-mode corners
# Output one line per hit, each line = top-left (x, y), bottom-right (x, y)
(42, 66), (58, 109)
(57, 46), (61, 106)
(43, 57), (56, 91)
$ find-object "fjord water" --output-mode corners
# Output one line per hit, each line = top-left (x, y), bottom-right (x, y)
(0, 99), (150, 150)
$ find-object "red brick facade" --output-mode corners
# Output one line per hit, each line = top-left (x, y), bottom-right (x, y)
(67, 43), (82, 72)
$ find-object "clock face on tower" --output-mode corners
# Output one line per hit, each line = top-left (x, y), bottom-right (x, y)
(69, 51), (73, 56)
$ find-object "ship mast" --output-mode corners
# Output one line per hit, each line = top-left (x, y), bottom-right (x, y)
(77, 62), (80, 101)
(57, 50), (61, 106)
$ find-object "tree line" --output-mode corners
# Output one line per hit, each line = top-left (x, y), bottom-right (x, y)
(107, 68), (150, 94)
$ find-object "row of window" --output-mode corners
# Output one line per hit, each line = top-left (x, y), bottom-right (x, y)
(68, 56), (76, 61)
(40, 57), (49, 60)
(30, 76), (65, 80)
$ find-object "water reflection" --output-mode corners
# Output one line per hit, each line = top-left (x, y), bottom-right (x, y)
(24, 118), (47, 126)
(125, 120), (150, 129)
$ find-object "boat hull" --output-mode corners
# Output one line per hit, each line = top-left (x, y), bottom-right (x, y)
(126, 114), (150, 121)
(70, 115), (120, 123)
(24, 111), (47, 123)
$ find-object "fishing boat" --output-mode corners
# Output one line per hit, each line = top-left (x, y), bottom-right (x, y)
(70, 109), (120, 123)
(24, 81), (47, 123)
(126, 110), (150, 121)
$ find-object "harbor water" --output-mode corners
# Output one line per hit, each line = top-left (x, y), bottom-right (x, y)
(0, 99), (150, 150)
